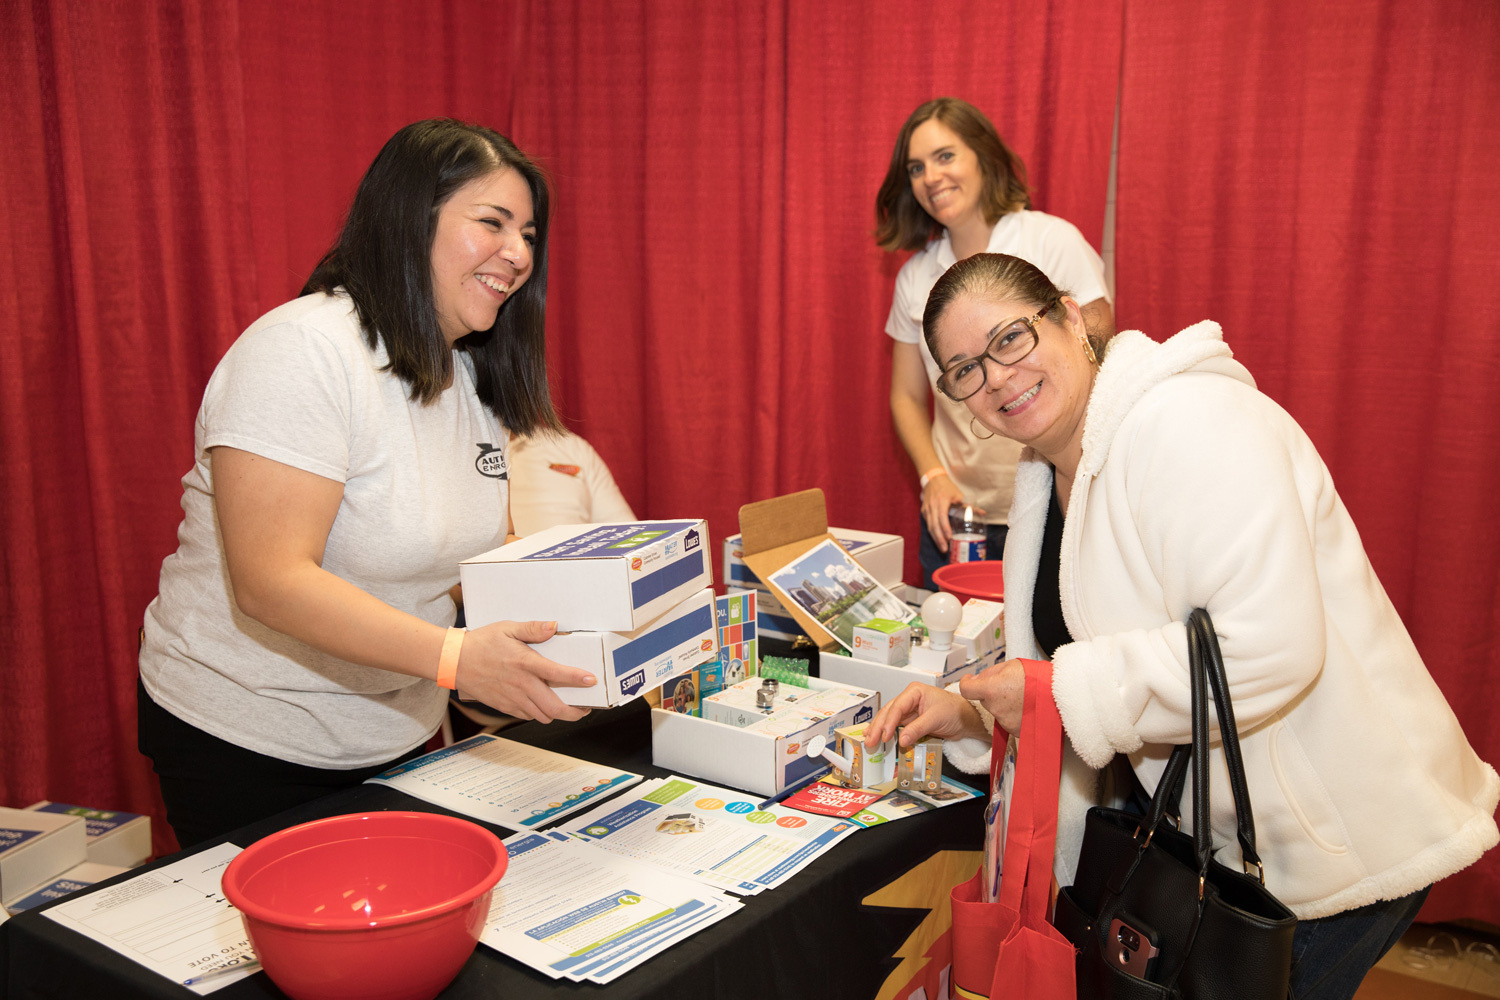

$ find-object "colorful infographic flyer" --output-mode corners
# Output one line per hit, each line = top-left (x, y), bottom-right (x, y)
(559, 776), (859, 895)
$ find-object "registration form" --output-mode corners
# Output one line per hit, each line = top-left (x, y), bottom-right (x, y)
(42, 842), (259, 994)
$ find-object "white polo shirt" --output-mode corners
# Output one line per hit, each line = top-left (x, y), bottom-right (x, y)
(885, 210), (1109, 523)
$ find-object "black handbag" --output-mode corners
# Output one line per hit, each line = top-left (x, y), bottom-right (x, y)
(1052, 609), (1297, 999)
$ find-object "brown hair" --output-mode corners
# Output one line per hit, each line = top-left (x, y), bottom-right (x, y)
(922, 253), (1107, 364)
(874, 98), (1032, 252)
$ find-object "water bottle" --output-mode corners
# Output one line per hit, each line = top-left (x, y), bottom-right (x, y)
(949, 504), (986, 564)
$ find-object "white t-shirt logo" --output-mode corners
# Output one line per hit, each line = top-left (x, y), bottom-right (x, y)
(474, 443), (509, 479)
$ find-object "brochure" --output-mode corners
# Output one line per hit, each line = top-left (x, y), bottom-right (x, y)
(366, 735), (642, 831)
(481, 831), (740, 984)
(779, 779), (886, 819)
(559, 776), (860, 895)
(849, 777), (985, 828)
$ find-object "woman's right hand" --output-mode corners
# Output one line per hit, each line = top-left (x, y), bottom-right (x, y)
(455, 620), (598, 723)
(922, 474), (970, 554)
(865, 681), (988, 750)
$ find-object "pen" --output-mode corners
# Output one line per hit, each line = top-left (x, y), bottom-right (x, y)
(182, 958), (261, 988)
(756, 765), (832, 810)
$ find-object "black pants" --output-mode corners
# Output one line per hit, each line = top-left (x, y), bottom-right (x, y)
(137, 680), (430, 849)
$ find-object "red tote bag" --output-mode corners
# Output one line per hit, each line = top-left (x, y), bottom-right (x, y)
(950, 659), (1075, 1000)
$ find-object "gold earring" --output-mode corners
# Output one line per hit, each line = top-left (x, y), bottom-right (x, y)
(1079, 335), (1098, 366)
(969, 416), (995, 440)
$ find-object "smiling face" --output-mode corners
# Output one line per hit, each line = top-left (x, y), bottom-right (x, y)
(906, 117), (985, 232)
(430, 167), (536, 346)
(934, 293), (1095, 463)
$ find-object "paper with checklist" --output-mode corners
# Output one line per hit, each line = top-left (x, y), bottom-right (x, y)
(558, 776), (860, 895)
(365, 734), (642, 831)
(481, 831), (740, 983)
(41, 841), (259, 994)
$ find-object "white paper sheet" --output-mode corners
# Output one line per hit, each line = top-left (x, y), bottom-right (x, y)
(365, 734), (642, 831)
(481, 832), (740, 983)
(42, 842), (259, 994)
(559, 776), (860, 895)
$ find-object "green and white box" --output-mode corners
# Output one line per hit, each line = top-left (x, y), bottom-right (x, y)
(954, 599), (1004, 662)
(851, 618), (912, 666)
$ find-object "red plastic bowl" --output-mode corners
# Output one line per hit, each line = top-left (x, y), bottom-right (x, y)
(932, 560), (1005, 603)
(222, 812), (507, 1000)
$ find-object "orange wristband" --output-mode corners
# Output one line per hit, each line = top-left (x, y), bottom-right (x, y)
(919, 466), (948, 490)
(436, 627), (465, 691)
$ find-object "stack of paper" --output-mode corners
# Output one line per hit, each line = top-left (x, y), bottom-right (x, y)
(482, 832), (739, 985)
(558, 776), (860, 895)
(365, 735), (642, 831)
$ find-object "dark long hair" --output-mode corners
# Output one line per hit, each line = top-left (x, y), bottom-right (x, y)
(874, 97), (1033, 253)
(302, 119), (560, 435)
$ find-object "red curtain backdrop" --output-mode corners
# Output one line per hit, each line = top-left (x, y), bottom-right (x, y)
(507, 0), (1120, 552)
(1, 0), (1119, 859)
(5, 0), (1497, 926)
(1114, 0), (1500, 922)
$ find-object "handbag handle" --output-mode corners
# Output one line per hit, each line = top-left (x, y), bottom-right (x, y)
(1135, 610), (1265, 884)
(1189, 608), (1263, 878)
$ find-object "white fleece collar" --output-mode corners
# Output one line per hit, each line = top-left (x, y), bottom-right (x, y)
(1077, 322), (1247, 478)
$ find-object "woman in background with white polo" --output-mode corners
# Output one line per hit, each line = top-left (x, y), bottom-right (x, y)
(876, 97), (1113, 587)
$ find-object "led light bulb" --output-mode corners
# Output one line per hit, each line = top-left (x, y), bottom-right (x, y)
(922, 592), (963, 652)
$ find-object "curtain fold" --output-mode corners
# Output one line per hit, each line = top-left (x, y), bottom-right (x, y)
(20, 1), (1493, 930)
(1115, 0), (1500, 923)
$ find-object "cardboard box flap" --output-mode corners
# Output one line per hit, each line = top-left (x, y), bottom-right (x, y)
(738, 489), (845, 650)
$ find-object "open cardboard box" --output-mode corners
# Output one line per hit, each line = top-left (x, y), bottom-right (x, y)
(650, 675), (879, 797)
(736, 488), (875, 651)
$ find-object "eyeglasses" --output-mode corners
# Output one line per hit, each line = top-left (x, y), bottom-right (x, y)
(935, 303), (1053, 401)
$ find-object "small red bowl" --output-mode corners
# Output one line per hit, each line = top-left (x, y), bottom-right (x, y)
(932, 560), (1005, 603)
(222, 811), (507, 1000)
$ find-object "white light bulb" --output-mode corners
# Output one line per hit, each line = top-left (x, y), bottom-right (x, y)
(922, 592), (963, 651)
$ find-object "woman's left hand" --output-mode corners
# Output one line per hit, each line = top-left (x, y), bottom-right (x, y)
(958, 658), (1027, 735)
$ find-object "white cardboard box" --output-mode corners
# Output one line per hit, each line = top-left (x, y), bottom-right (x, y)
(0, 807), (86, 907)
(5, 861), (130, 914)
(651, 676), (880, 797)
(461, 519), (711, 632)
(26, 802), (151, 869)
(954, 599), (1005, 662)
(819, 646), (1005, 708)
(724, 527), (903, 590)
(535, 588), (719, 708)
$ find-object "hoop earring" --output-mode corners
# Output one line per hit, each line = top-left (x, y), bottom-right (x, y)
(1079, 335), (1099, 366)
(970, 416), (995, 440)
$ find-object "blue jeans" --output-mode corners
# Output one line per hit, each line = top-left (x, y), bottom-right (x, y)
(1287, 885), (1430, 999)
(917, 514), (1007, 590)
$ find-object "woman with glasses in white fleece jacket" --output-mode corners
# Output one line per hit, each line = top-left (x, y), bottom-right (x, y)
(866, 253), (1499, 1000)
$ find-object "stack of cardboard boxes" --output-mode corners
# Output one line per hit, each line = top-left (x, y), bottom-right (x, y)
(1, 802), (150, 920)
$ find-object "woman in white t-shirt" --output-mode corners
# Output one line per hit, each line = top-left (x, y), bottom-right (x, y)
(138, 120), (600, 848)
(876, 97), (1113, 587)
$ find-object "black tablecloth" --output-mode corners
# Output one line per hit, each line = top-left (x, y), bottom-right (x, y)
(1, 698), (983, 999)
